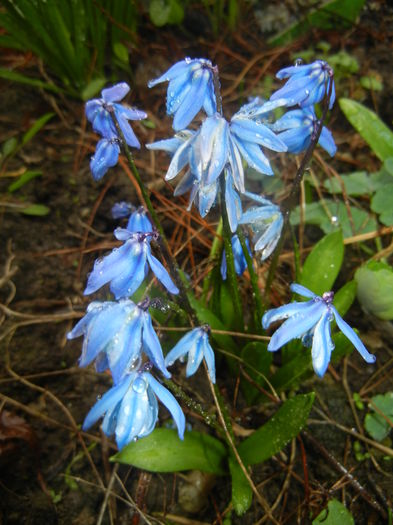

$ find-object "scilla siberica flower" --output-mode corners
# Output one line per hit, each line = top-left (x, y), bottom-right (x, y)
(67, 299), (171, 383)
(272, 107), (336, 157)
(165, 326), (216, 383)
(84, 227), (178, 298)
(148, 58), (216, 131)
(239, 192), (283, 260)
(270, 60), (335, 110)
(111, 201), (134, 219)
(262, 283), (376, 377)
(221, 234), (252, 280)
(83, 369), (185, 449)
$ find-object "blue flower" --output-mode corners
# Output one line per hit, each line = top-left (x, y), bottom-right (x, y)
(82, 370), (185, 449)
(148, 58), (216, 131)
(67, 299), (171, 382)
(84, 228), (178, 298)
(262, 283), (376, 377)
(111, 201), (134, 219)
(90, 138), (120, 180)
(270, 60), (335, 109)
(86, 82), (147, 147)
(272, 107), (336, 157)
(165, 327), (216, 383)
(239, 192), (283, 260)
(126, 206), (153, 233)
(221, 234), (251, 280)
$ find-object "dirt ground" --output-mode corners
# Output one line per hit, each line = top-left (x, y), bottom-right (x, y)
(1, 2), (393, 524)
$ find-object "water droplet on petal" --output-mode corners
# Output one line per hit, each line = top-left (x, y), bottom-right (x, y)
(294, 58), (303, 66)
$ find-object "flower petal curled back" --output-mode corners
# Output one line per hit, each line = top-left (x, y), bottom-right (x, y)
(230, 116), (287, 152)
(90, 139), (120, 180)
(199, 332), (216, 383)
(290, 283), (317, 299)
(332, 307), (376, 364)
(231, 136), (274, 176)
(141, 311), (171, 378)
(102, 83), (130, 103)
(146, 245), (179, 295)
(165, 329), (199, 366)
(311, 310), (333, 377)
(262, 299), (315, 329)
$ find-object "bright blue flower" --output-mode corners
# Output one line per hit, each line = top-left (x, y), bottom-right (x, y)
(67, 299), (171, 383)
(165, 327), (216, 383)
(126, 206), (153, 233)
(84, 228), (178, 298)
(86, 83), (147, 147)
(82, 370), (185, 449)
(111, 201), (134, 219)
(272, 107), (336, 157)
(148, 58), (216, 131)
(239, 192), (283, 260)
(90, 138), (120, 180)
(221, 234), (251, 280)
(262, 283), (376, 377)
(270, 60), (335, 109)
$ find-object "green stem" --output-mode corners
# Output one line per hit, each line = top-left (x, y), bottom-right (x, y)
(201, 218), (223, 304)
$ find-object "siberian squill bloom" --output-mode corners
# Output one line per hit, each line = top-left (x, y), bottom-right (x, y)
(262, 283), (376, 377)
(90, 137), (120, 180)
(67, 299), (171, 383)
(270, 60), (335, 109)
(239, 192), (283, 260)
(83, 370), (185, 449)
(84, 228), (178, 298)
(165, 326), (216, 383)
(221, 234), (252, 280)
(86, 83), (147, 147)
(126, 206), (153, 233)
(272, 107), (336, 157)
(148, 58), (216, 131)
(111, 201), (134, 219)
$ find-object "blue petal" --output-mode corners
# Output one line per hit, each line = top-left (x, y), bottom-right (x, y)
(142, 311), (171, 378)
(108, 313), (143, 383)
(311, 310), (333, 377)
(115, 113), (140, 148)
(165, 329), (200, 367)
(102, 83), (130, 102)
(166, 69), (192, 115)
(186, 333), (205, 377)
(230, 118), (287, 152)
(240, 205), (280, 225)
(272, 109), (306, 132)
(228, 136), (245, 193)
(111, 201), (133, 219)
(332, 307), (376, 364)
(271, 76), (319, 107)
(203, 79), (217, 116)
(92, 109), (117, 139)
(85, 99), (101, 123)
(276, 63), (314, 79)
(318, 126), (337, 157)
(173, 69), (210, 131)
(225, 174), (242, 233)
(232, 136), (273, 175)
(200, 332), (216, 383)
(290, 283), (317, 298)
(200, 115), (229, 185)
(277, 127), (310, 154)
(126, 208), (153, 233)
(146, 373), (186, 439)
(173, 170), (198, 197)
(110, 242), (147, 298)
(165, 136), (193, 181)
(146, 135), (187, 154)
(197, 181), (218, 217)
(262, 299), (314, 329)
(146, 246), (179, 294)
(267, 301), (325, 351)
(90, 139), (120, 180)
(148, 60), (192, 88)
(116, 105), (147, 121)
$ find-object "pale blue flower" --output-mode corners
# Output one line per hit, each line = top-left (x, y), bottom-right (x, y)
(86, 82), (147, 147)
(270, 60), (335, 109)
(239, 192), (283, 260)
(84, 228), (178, 298)
(126, 206), (153, 233)
(272, 107), (336, 157)
(262, 283), (376, 377)
(148, 58), (216, 131)
(82, 370), (185, 449)
(90, 138), (120, 180)
(111, 201), (134, 219)
(221, 234), (252, 280)
(67, 299), (170, 382)
(165, 327), (216, 383)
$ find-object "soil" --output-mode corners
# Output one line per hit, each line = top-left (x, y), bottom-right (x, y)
(1, 2), (393, 524)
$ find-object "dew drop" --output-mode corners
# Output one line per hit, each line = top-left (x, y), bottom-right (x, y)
(294, 58), (303, 66)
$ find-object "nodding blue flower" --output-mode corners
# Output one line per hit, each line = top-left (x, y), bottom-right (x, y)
(270, 60), (335, 109)
(262, 283), (376, 377)
(82, 370), (185, 449)
(84, 228), (178, 298)
(148, 58), (217, 131)
(112, 201), (134, 219)
(272, 107), (336, 157)
(221, 234), (252, 280)
(126, 206), (153, 233)
(239, 192), (283, 260)
(165, 326), (216, 383)
(67, 299), (171, 383)
(90, 137), (120, 180)
(86, 82), (147, 147)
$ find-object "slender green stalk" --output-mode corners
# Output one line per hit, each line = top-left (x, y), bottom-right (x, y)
(201, 218), (223, 304)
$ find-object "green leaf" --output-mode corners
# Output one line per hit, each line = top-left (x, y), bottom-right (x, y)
(112, 428), (227, 474)
(300, 230), (344, 296)
(219, 281), (236, 329)
(229, 457), (252, 516)
(149, 0), (171, 26)
(21, 204), (50, 216)
(323, 171), (373, 196)
(238, 393), (315, 466)
(271, 350), (312, 391)
(339, 98), (393, 162)
(360, 75), (383, 92)
(371, 184), (393, 226)
(364, 392), (393, 442)
(113, 42), (129, 64)
(333, 280), (357, 317)
(313, 499), (354, 525)
(81, 78), (107, 101)
(241, 342), (272, 404)
(8, 170), (42, 193)
(0, 68), (63, 94)
(355, 261), (393, 320)
(1, 137), (18, 159)
(22, 112), (55, 146)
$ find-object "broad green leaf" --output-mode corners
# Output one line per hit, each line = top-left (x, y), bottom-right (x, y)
(360, 75), (383, 92)
(300, 230), (344, 296)
(333, 280), (357, 317)
(324, 171), (373, 196)
(81, 78), (107, 101)
(269, 0), (365, 46)
(339, 98), (393, 161)
(1, 137), (18, 159)
(149, 0), (171, 26)
(241, 342), (272, 404)
(22, 112), (55, 146)
(112, 428), (227, 474)
(271, 351), (312, 391)
(371, 184), (393, 225)
(238, 393), (315, 466)
(8, 171), (42, 193)
(21, 204), (50, 216)
(219, 281), (236, 329)
(112, 42), (129, 64)
(313, 499), (354, 525)
(229, 457), (252, 516)
(364, 392), (393, 442)
(355, 261), (393, 320)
